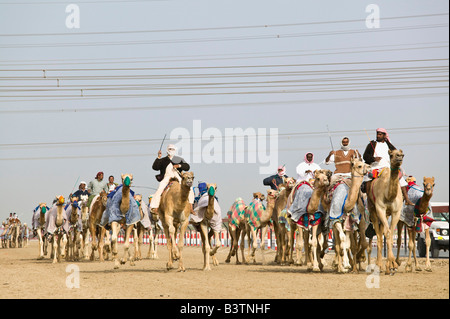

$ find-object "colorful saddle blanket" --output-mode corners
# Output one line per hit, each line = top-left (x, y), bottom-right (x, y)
(245, 199), (267, 231)
(297, 212), (323, 229)
(227, 198), (246, 231)
(400, 186), (433, 232)
(101, 186), (141, 227)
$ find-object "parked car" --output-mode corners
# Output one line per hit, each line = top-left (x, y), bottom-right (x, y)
(417, 203), (449, 258)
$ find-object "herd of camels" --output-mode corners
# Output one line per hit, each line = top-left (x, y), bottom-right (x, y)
(27, 149), (436, 275)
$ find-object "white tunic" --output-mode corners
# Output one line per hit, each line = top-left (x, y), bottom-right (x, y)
(371, 142), (390, 170)
(296, 162), (321, 182)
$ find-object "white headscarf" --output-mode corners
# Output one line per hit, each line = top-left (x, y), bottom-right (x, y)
(167, 144), (177, 158)
(341, 136), (350, 152)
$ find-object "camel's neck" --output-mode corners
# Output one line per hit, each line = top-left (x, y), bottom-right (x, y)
(344, 174), (365, 211)
(205, 195), (215, 220)
(175, 184), (190, 212)
(39, 211), (45, 227)
(418, 191), (433, 213)
(70, 207), (78, 224)
(307, 186), (326, 214)
(56, 205), (64, 227)
(387, 166), (400, 201)
(120, 185), (131, 214)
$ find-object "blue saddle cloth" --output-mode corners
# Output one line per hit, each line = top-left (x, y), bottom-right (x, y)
(100, 185), (140, 226)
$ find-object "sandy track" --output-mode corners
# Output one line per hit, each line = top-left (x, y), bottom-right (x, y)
(0, 241), (448, 300)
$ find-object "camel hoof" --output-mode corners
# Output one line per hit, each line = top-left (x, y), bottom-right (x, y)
(425, 267), (432, 272)
(225, 258), (231, 263)
(120, 259), (126, 265)
(236, 261), (241, 265)
(313, 267), (320, 273)
(177, 267), (186, 272)
(415, 266), (423, 272)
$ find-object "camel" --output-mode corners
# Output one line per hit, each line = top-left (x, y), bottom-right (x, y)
(246, 189), (277, 265)
(396, 177), (435, 272)
(109, 174), (141, 269)
(272, 177), (296, 265)
(366, 149), (405, 275)
(159, 171), (194, 271)
(134, 194), (153, 261)
(225, 197), (247, 264)
(191, 183), (222, 271)
(147, 198), (162, 259)
(64, 199), (83, 261)
(78, 194), (90, 260)
(1, 222), (9, 248)
(325, 157), (370, 273)
(31, 203), (49, 259)
(305, 169), (332, 272)
(88, 190), (109, 261)
(45, 196), (68, 263)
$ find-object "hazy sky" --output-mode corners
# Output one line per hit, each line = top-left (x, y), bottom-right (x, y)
(0, 0), (448, 225)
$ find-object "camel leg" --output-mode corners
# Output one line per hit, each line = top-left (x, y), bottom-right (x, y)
(240, 228), (247, 265)
(163, 224), (173, 270)
(89, 222), (98, 261)
(260, 225), (268, 265)
(110, 222), (121, 269)
(386, 213), (400, 275)
(303, 228), (313, 271)
(332, 224), (343, 273)
(288, 224), (295, 264)
(37, 229), (44, 260)
(272, 220), (281, 264)
(210, 231), (221, 267)
(60, 233), (67, 262)
(424, 229), (432, 272)
(199, 223), (211, 271)
(296, 227), (304, 266)
(176, 219), (189, 272)
(406, 227), (416, 272)
(121, 225), (135, 266)
(395, 223), (403, 268)
(147, 229), (153, 259)
(52, 236), (58, 264)
(250, 228), (259, 264)
(311, 225), (320, 272)
(225, 228), (236, 263)
(335, 222), (350, 272)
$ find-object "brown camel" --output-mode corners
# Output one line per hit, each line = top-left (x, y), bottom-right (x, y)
(396, 176), (435, 272)
(111, 174), (138, 269)
(367, 149), (405, 275)
(304, 169), (332, 272)
(65, 198), (82, 261)
(45, 196), (68, 263)
(324, 157), (369, 273)
(225, 197), (247, 265)
(271, 177), (296, 265)
(192, 183), (222, 271)
(33, 203), (49, 258)
(159, 172), (194, 271)
(78, 194), (91, 260)
(88, 190), (109, 261)
(247, 189), (277, 265)
(134, 194), (153, 261)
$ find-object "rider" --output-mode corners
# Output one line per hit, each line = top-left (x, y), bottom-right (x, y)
(263, 165), (289, 190)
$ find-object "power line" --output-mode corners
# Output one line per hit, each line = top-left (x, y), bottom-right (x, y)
(0, 23), (447, 49)
(0, 41), (446, 65)
(0, 13), (447, 37)
(1, 125), (446, 148)
(0, 92), (447, 111)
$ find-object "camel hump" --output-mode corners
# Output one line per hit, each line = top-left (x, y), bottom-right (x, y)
(169, 177), (179, 183)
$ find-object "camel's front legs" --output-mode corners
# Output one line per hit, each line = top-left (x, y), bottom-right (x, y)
(176, 219), (189, 272)
(249, 228), (259, 264)
(303, 229), (312, 271)
(37, 229), (45, 259)
(260, 225), (268, 265)
(210, 230), (221, 267)
(110, 222), (122, 269)
(424, 229), (432, 271)
(225, 228), (236, 264)
(310, 224), (322, 272)
(200, 223), (211, 271)
(120, 225), (136, 266)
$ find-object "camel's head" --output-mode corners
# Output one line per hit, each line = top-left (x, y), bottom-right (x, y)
(423, 176), (435, 197)
(206, 183), (217, 197)
(79, 194), (89, 206)
(314, 169), (332, 188)
(121, 174), (133, 187)
(351, 156), (370, 177)
(55, 195), (65, 206)
(388, 149), (404, 168)
(266, 189), (278, 201)
(285, 177), (296, 189)
(253, 192), (265, 201)
(181, 172), (194, 188)
(99, 190), (108, 207)
(39, 203), (47, 214)
(134, 194), (142, 203)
